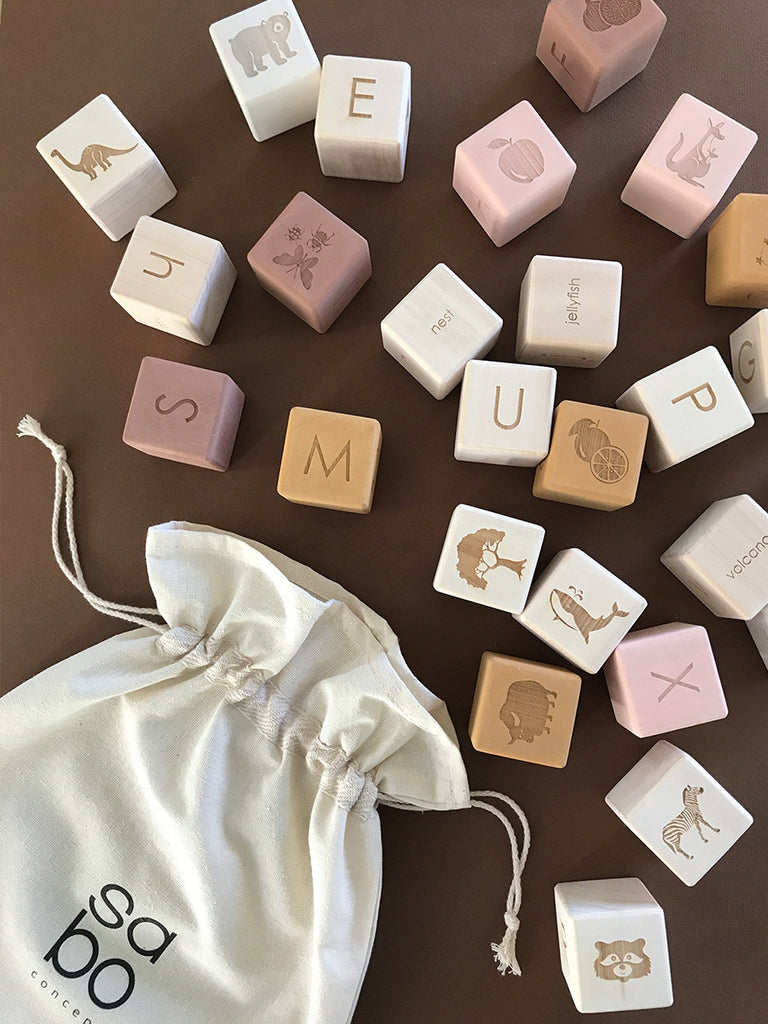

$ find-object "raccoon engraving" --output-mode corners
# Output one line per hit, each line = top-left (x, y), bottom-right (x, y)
(594, 939), (652, 983)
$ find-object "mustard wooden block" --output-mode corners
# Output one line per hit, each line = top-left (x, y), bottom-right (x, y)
(706, 194), (768, 307)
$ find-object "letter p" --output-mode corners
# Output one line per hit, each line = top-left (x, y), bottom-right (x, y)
(671, 382), (717, 412)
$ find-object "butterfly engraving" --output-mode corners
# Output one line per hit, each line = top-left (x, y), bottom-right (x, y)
(272, 243), (319, 290)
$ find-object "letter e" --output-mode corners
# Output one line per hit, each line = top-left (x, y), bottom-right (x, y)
(348, 77), (376, 118)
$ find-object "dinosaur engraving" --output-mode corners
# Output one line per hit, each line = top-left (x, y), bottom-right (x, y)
(50, 143), (138, 181)
(665, 119), (725, 188)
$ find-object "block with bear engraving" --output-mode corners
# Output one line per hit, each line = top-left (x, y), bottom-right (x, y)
(706, 195), (768, 308)
(729, 309), (768, 414)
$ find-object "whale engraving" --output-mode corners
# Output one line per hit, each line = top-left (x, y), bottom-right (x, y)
(549, 587), (629, 644)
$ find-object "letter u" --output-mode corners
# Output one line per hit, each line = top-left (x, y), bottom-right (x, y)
(493, 386), (524, 430)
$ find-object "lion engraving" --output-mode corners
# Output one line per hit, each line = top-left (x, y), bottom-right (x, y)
(229, 14), (297, 77)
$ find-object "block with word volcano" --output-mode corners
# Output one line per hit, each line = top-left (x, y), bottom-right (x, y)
(706, 194), (768, 308)
(729, 309), (768, 414)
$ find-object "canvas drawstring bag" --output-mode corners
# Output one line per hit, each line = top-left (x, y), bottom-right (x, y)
(1, 416), (530, 1024)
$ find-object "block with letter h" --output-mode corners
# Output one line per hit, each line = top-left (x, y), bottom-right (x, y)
(730, 310), (768, 414)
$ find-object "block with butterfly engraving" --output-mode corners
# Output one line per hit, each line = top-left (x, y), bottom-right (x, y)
(123, 356), (245, 471)
(605, 740), (753, 885)
(604, 623), (728, 737)
(110, 216), (236, 345)
(453, 100), (576, 247)
(514, 548), (646, 674)
(433, 505), (545, 614)
(537, 0), (667, 113)
(661, 494), (768, 620)
(209, 0), (320, 142)
(469, 653), (581, 768)
(746, 605), (768, 671)
(36, 94), (176, 241)
(248, 192), (371, 333)
(615, 346), (754, 472)
(729, 309), (768, 414)
(381, 264), (502, 399)
(621, 94), (758, 238)
(555, 878), (673, 1013)
(706, 195), (768, 308)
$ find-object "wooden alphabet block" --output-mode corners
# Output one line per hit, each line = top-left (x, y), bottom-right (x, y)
(533, 400), (648, 511)
(209, 0), (320, 142)
(746, 605), (768, 670)
(469, 653), (581, 768)
(516, 255), (622, 367)
(604, 623), (728, 737)
(110, 216), (236, 345)
(621, 94), (758, 238)
(381, 264), (502, 399)
(706, 195), (768, 308)
(453, 100), (576, 247)
(554, 878), (673, 1013)
(514, 548), (647, 674)
(276, 407), (381, 513)
(730, 310), (768, 413)
(433, 504), (545, 614)
(314, 55), (411, 182)
(537, 0), (667, 113)
(36, 94), (176, 241)
(247, 192), (371, 333)
(605, 740), (753, 885)
(123, 356), (244, 471)
(615, 345), (754, 471)
(455, 360), (556, 466)
(660, 494), (768, 620)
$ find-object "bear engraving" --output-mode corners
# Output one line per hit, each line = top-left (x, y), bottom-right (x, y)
(229, 14), (297, 77)
(499, 679), (557, 744)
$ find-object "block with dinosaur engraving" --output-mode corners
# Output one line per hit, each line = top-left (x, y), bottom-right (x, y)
(729, 309), (768, 414)
(605, 740), (753, 885)
(209, 0), (320, 142)
(36, 94), (176, 241)
(621, 94), (757, 238)
(706, 195), (768, 308)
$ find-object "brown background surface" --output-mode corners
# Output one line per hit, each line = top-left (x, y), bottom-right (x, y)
(1, 1), (767, 1021)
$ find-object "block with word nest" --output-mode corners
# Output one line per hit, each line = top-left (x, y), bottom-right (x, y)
(730, 309), (768, 414)
(706, 194), (768, 308)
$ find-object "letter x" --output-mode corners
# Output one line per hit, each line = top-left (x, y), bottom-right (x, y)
(651, 662), (699, 703)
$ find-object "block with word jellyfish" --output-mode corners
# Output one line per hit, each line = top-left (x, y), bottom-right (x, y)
(615, 346), (753, 471)
(621, 94), (758, 238)
(453, 100), (576, 247)
(381, 264), (502, 399)
(433, 504), (545, 614)
(110, 216), (236, 345)
(537, 0), (667, 113)
(661, 494), (768, 620)
(605, 740), (753, 885)
(277, 407), (382, 513)
(209, 0), (320, 142)
(314, 55), (411, 182)
(706, 195), (768, 308)
(123, 357), (244, 471)
(730, 310), (768, 414)
(36, 94), (176, 241)
(746, 605), (768, 671)
(247, 192), (371, 333)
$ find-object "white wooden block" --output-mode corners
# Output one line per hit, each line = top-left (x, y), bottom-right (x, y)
(615, 346), (754, 472)
(514, 548), (646, 674)
(455, 360), (556, 466)
(605, 740), (753, 886)
(381, 263), (502, 399)
(433, 504), (545, 615)
(746, 605), (768, 670)
(660, 494), (768, 620)
(314, 55), (411, 183)
(36, 95), (176, 242)
(516, 255), (622, 368)
(209, 0), (320, 142)
(554, 878), (673, 1013)
(730, 309), (768, 414)
(621, 94), (758, 238)
(110, 216), (236, 345)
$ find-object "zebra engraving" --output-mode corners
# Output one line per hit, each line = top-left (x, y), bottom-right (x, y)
(661, 785), (720, 860)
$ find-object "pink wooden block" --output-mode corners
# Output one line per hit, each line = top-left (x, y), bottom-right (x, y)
(123, 356), (245, 471)
(452, 100), (576, 247)
(247, 191), (371, 333)
(604, 623), (728, 737)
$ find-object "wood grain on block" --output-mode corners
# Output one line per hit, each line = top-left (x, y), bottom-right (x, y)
(123, 356), (244, 471)
(469, 653), (580, 768)
(605, 740), (753, 886)
(36, 94), (176, 241)
(746, 605), (768, 670)
(615, 345), (754, 471)
(660, 494), (768, 620)
(247, 192), (371, 333)
(452, 100), (576, 247)
(277, 407), (382, 513)
(314, 55), (411, 182)
(730, 310), (768, 414)
(706, 195), (768, 308)
(209, 0), (320, 142)
(381, 263), (502, 398)
(621, 94), (758, 238)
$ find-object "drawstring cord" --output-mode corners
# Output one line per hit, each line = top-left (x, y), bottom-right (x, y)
(17, 415), (167, 634)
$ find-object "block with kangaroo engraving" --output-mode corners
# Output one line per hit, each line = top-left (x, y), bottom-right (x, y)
(605, 740), (753, 885)
(123, 357), (245, 471)
(729, 309), (768, 414)
(706, 195), (768, 308)
(277, 407), (382, 513)
(36, 94), (176, 241)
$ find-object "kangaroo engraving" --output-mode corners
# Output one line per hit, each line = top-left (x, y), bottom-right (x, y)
(50, 143), (138, 181)
(665, 119), (725, 188)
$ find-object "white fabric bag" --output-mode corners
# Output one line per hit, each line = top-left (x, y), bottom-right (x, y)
(1, 418), (530, 1024)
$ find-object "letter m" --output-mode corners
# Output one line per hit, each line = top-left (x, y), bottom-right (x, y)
(303, 435), (351, 481)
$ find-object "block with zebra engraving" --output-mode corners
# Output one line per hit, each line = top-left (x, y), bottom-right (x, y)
(605, 740), (753, 885)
